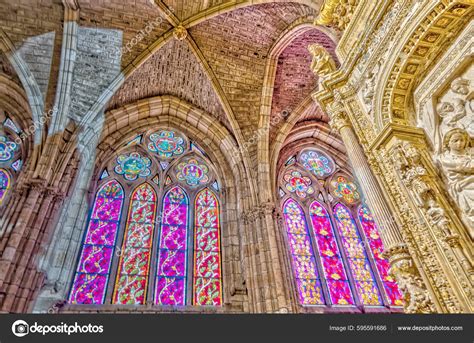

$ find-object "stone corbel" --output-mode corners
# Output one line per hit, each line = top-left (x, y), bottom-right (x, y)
(308, 44), (337, 81)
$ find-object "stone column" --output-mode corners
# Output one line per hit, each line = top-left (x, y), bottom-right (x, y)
(328, 110), (435, 313)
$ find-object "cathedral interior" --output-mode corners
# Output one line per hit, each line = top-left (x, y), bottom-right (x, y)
(0, 0), (472, 314)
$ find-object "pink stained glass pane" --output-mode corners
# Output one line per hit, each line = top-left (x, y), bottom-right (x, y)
(193, 189), (222, 306)
(69, 180), (124, 304)
(283, 199), (325, 305)
(155, 186), (189, 305)
(333, 204), (383, 306)
(358, 206), (403, 306)
(0, 168), (10, 205)
(113, 183), (156, 305)
(309, 201), (354, 306)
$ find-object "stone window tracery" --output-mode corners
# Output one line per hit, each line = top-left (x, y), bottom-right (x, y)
(70, 129), (223, 306)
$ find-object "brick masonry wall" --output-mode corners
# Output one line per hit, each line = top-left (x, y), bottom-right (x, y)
(16, 32), (55, 102)
(107, 39), (230, 131)
(78, 0), (172, 68)
(69, 27), (122, 122)
(189, 3), (317, 168)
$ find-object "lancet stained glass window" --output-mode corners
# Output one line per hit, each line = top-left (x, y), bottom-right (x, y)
(70, 180), (124, 304)
(283, 199), (325, 305)
(113, 183), (156, 305)
(193, 189), (222, 305)
(309, 201), (354, 305)
(279, 147), (402, 311)
(155, 186), (189, 305)
(70, 129), (223, 307)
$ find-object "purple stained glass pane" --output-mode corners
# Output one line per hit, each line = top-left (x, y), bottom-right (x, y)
(69, 274), (108, 304)
(295, 279), (324, 306)
(155, 186), (189, 305)
(155, 277), (185, 306)
(93, 197), (123, 221)
(159, 225), (187, 250)
(76, 245), (113, 274)
(158, 250), (186, 276)
(85, 220), (119, 246)
(69, 180), (124, 305)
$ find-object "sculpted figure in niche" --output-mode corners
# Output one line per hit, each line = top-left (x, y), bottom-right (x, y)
(439, 128), (474, 232)
(436, 77), (473, 138)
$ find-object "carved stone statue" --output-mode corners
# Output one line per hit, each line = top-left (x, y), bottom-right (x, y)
(436, 76), (473, 138)
(308, 44), (337, 78)
(439, 128), (474, 231)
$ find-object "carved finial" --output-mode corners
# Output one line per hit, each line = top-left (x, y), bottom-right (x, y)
(308, 43), (337, 78)
(173, 25), (188, 41)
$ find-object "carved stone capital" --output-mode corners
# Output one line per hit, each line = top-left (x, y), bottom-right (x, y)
(329, 111), (351, 132)
(28, 178), (48, 192)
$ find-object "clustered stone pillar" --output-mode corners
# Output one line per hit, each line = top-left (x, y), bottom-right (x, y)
(328, 110), (435, 313)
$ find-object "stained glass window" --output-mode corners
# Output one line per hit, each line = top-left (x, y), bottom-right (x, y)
(193, 189), (222, 305)
(309, 201), (354, 305)
(114, 152), (151, 181)
(284, 170), (314, 198)
(4, 118), (20, 134)
(300, 150), (334, 177)
(358, 206), (403, 306)
(176, 158), (210, 187)
(280, 146), (402, 310)
(113, 183), (156, 305)
(11, 159), (21, 172)
(100, 169), (109, 180)
(283, 199), (325, 305)
(69, 180), (124, 304)
(148, 130), (185, 158)
(331, 176), (360, 204)
(0, 168), (10, 205)
(155, 186), (189, 305)
(0, 135), (18, 162)
(126, 134), (143, 146)
(71, 129), (224, 307)
(333, 204), (382, 306)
